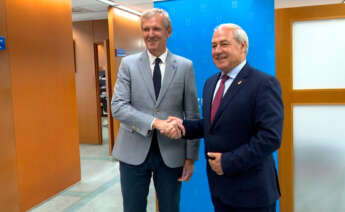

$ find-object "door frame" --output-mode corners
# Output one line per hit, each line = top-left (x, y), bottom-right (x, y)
(275, 3), (345, 212)
(93, 42), (103, 145)
(104, 39), (115, 154)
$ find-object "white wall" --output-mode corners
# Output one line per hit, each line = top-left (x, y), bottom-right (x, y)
(275, 0), (343, 8)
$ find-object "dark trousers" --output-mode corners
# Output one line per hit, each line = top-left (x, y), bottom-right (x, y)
(212, 196), (276, 212)
(119, 133), (183, 212)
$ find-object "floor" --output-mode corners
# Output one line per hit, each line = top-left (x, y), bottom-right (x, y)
(29, 118), (156, 212)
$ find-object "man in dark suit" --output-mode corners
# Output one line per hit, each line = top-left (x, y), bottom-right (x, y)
(167, 23), (284, 212)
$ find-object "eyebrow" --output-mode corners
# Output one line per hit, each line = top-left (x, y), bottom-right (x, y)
(212, 40), (230, 44)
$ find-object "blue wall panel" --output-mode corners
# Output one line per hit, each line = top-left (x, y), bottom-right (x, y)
(154, 1), (276, 211)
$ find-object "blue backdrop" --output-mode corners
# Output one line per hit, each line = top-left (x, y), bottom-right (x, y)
(154, 0), (276, 211)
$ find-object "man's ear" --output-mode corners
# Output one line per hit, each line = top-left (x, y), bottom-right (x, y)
(167, 27), (172, 38)
(241, 41), (247, 54)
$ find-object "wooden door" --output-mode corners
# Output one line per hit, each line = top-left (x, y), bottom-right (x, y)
(276, 4), (345, 212)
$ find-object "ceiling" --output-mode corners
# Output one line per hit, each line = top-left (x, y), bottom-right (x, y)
(71, 0), (154, 22)
(72, 0), (345, 22)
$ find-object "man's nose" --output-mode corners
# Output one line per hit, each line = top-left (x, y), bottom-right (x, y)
(148, 29), (154, 37)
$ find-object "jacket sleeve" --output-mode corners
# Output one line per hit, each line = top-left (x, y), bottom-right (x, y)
(111, 58), (154, 137)
(183, 119), (204, 140)
(183, 61), (201, 161)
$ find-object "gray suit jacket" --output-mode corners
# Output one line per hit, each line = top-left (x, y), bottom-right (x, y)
(111, 51), (200, 168)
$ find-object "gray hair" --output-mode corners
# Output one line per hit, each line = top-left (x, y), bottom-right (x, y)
(214, 23), (249, 54)
(141, 8), (172, 30)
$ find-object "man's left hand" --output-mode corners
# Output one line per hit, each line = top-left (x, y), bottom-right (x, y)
(178, 159), (194, 181)
(207, 152), (224, 175)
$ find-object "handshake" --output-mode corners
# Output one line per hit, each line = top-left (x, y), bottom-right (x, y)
(152, 116), (185, 139)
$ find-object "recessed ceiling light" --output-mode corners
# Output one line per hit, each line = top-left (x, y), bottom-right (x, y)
(96, 0), (117, 6)
(115, 5), (142, 16)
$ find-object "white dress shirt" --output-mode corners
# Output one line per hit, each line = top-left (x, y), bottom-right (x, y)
(147, 49), (168, 129)
(213, 60), (246, 101)
(147, 49), (168, 84)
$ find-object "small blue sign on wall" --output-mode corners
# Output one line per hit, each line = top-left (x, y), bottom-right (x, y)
(0, 36), (6, 50)
(115, 48), (126, 57)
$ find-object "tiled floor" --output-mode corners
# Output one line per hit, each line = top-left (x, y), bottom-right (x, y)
(29, 118), (156, 212)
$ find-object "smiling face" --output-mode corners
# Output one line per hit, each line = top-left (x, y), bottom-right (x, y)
(211, 27), (247, 73)
(141, 14), (172, 57)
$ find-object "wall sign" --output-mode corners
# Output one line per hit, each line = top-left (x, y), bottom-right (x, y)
(115, 48), (126, 57)
(0, 36), (6, 50)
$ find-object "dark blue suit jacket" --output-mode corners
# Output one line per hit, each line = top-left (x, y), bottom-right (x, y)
(184, 63), (283, 208)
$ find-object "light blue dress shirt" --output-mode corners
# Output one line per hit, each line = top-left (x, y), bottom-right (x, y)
(213, 60), (247, 101)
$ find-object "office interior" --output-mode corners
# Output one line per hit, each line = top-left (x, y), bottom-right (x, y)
(1, 0), (345, 211)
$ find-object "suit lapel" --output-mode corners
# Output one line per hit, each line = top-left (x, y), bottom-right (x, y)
(138, 52), (156, 102)
(204, 73), (221, 125)
(212, 64), (250, 126)
(156, 52), (177, 106)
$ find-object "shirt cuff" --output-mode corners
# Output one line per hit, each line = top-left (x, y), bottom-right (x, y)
(150, 118), (156, 130)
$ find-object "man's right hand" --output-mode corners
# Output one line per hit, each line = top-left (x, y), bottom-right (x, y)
(167, 116), (185, 136)
(152, 117), (185, 139)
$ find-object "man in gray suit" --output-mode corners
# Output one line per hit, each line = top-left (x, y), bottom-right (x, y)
(111, 8), (200, 212)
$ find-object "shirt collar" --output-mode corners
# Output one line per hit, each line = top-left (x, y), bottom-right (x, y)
(222, 60), (246, 79)
(147, 49), (168, 65)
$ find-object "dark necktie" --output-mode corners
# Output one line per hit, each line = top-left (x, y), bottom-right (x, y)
(151, 57), (162, 153)
(153, 57), (162, 99)
(211, 75), (229, 124)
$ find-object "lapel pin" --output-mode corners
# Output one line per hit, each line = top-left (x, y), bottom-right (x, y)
(237, 80), (242, 85)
